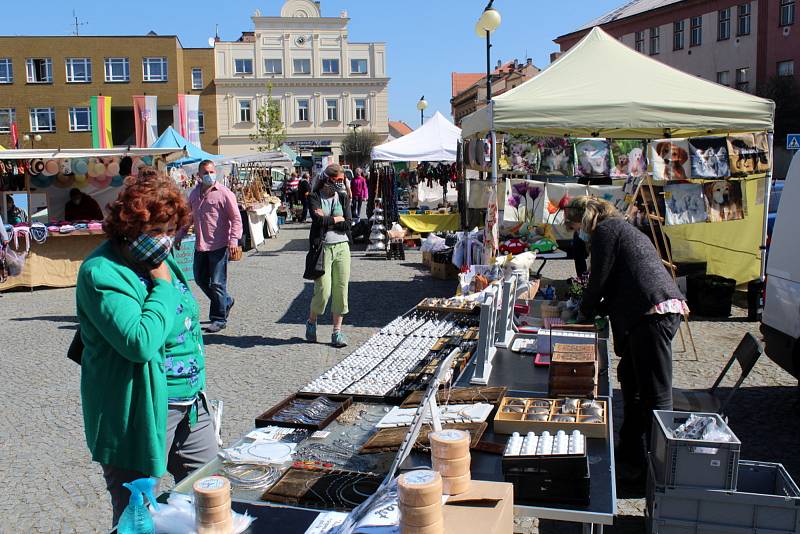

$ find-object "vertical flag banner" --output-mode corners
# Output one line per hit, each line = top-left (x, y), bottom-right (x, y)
(133, 95), (158, 147)
(175, 94), (201, 147)
(90, 96), (113, 148)
(172, 103), (182, 136)
(10, 122), (19, 149)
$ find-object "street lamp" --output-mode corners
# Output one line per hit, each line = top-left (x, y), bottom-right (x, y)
(23, 133), (42, 148)
(476, 1), (501, 107)
(416, 96), (428, 126)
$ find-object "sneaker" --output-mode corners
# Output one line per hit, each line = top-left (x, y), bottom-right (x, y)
(205, 322), (226, 333)
(305, 321), (317, 343)
(331, 331), (348, 348)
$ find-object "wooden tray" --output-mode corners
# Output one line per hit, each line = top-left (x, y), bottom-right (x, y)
(493, 397), (607, 438)
(416, 297), (479, 314)
(359, 422), (487, 454)
(261, 466), (382, 511)
(254, 393), (352, 431)
(400, 386), (508, 408)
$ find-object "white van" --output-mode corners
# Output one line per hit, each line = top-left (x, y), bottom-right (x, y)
(761, 151), (800, 379)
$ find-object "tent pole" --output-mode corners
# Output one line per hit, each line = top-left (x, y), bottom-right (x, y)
(760, 130), (774, 282)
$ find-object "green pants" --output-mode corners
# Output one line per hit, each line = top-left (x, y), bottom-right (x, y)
(311, 242), (351, 316)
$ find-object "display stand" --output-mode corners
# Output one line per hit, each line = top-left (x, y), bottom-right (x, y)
(471, 284), (499, 385)
(494, 275), (518, 348)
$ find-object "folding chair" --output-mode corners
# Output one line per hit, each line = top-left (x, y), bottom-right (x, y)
(672, 332), (763, 416)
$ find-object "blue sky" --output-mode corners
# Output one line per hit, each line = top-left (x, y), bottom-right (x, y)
(2, 0), (623, 127)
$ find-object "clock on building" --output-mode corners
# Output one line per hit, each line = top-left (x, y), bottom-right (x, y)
(295, 35), (307, 46)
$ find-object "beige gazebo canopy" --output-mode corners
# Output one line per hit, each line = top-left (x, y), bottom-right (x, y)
(460, 27), (775, 139)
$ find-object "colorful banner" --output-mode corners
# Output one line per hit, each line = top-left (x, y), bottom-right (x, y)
(133, 95), (158, 147)
(174, 94), (201, 147)
(10, 121), (19, 149)
(90, 96), (112, 148)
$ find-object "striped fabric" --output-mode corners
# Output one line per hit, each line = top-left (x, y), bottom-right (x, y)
(90, 96), (112, 148)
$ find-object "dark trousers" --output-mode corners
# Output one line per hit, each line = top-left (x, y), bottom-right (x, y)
(616, 312), (681, 468)
(572, 231), (588, 277)
(193, 247), (231, 325)
(102, 398), (218, 527)
(300, 196), (310, 222)
(351, 198), (363, 220)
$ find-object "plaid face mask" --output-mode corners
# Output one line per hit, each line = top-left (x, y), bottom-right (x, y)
(128, 233), (174, 268)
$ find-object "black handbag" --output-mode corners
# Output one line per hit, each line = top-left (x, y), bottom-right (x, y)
(303, 240), (325, 280)
(67, 327), (84, 365)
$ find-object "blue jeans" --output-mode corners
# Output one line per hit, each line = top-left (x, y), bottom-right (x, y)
(193, 247), (232, 325)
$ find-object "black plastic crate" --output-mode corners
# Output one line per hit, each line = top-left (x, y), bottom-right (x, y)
(502, 452), (590, 505)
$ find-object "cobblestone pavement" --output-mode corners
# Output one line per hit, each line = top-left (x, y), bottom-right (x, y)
(0, 224), (796, 533)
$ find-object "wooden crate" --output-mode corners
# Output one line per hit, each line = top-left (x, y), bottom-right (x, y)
(431, 261), (459, 280)
(493, 397), (607, 438)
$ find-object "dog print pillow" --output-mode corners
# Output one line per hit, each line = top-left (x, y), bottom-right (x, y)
(664, 183), (708, 225)
(610, 140), (647, 178)
(649, 139), (691, 181)
(689, 137), (730, 179)
(538, 138), (574, 175)
(703, 180), (745, 222)
(575, 139), (611, 179)
(727, 133), (770, 176)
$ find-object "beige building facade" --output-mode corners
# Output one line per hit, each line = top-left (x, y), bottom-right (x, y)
(213, 0), (389, 160)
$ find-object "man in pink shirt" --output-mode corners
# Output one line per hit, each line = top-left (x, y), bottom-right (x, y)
(177, 159), (243, 333)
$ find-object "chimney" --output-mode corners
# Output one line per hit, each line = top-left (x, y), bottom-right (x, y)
(513, 59), (519, 67)
(550, 52), (563, 63)
(527, 57), (533, 66)
(496, 59), (502, 69)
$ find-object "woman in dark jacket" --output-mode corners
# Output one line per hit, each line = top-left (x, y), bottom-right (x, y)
(564, 196), (687, 480)
(306, 164), (353, 348)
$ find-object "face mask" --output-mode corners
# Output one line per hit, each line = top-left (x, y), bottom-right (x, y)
(202, 172), (217, 186)
(578, 229), (590, 242)
(332, 180), (346, 192)
(128, 233), (174, 268)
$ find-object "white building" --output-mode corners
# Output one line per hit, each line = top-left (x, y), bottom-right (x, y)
(214, 0), (390, 161)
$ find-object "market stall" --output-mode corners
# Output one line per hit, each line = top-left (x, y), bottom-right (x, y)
(460, 27), (775, 285)
(0, 147), (185, 291)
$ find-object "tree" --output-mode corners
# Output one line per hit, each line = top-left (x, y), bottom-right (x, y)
(341, 128), (382, 169)
(250, 82), (286, 151)
(757, 75), (800, 146)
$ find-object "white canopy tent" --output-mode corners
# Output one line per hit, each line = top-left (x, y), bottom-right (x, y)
(460, 27), (774, 139)
(371, 111), (461, 162)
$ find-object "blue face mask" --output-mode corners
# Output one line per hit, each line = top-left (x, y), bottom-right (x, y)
(578, 229), (590, 242)
(128, 234), (174, 268)
(202, 172), (217, 186)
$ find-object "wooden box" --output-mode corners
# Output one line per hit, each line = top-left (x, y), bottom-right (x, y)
(254, 393), (352, 431)
(431, 261), (459, 280)
(493, 397), (607, 438)
(422, 251), (433, 267)
(548, 345), (598, 399)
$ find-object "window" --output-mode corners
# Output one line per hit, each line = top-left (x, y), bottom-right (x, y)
(673, 20), (685, 50)
(68, 107), (91, 132)
(649, 26), (660, 55)
(30, 107), (55, 132)
(737, 3), (751, 35)
(192, 68), (203, 89)
(736, 67), (749, 91)
(780, 0), (795, 26)
(0, 108), (15, 133)
(350, 59), (368, 74)
(297, 99), (309, 122)
(0, 58), (13, 83)
(65, 58), (91, 83)
(234, 58), (253, 75)
(26, 58), (52, 83)
(635, 31), (645, 52)
(690, 16), (703, 46)
(778, 60), (795, 76)
(718, 8), (731, 40)
(716, 70), (730, 86)
(265, 59), (282, 74)
(198, 111), (205, 133)
(325, 99), (338, 121)
(142, 57), (167, 82)
(104, 57), (130, 82)
(322, 58), (339, 74)
(354, 98), (367, 121)
(238, 100), (251, 123)
(293, 59), (311, 74)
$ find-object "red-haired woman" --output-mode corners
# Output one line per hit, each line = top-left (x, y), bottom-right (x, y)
(76, 168), (218, 526)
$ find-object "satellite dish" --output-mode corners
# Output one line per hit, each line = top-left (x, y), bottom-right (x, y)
(208, 37), (216, 47)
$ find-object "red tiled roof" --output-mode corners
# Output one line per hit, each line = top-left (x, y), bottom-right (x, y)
(388, 121), (413, 137)
(451, 72), (485, 97)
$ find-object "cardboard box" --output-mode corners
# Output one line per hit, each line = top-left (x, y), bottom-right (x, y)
(443, 480), (513, 534)
(422, 251), (433, 267)
(431, 261), (459, 280)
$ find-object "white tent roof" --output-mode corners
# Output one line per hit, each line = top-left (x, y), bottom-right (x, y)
(371, 111), (461, 162)
(461, 27), (775, 139)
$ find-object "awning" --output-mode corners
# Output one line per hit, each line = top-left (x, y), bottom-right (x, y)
(372, 111), (461, 162)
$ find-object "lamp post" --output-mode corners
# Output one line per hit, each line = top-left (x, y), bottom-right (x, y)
(416, 96), (428, 126)
(22, 133), (42, 149)
(476, 1), (501, 108)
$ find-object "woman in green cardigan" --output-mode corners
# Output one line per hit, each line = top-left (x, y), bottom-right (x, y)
(76, 169), (218, 526)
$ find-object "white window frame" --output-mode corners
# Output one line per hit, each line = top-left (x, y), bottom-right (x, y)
(30, 107), (55, 132)
(264, 58), (282, 75)
(0, 108), (15, 133)
(0, 58), (13, 84)
(234, 58), (253, 75)
(649, 26), (660, 55)
(718, 8), (731, 40)
(736, 67), (749, 91)
(198, 111), (206, 132)
(293, 58), (311, 75)
(68, 107), (91, 132)
(780, 0), (795, 26)
(325, 99), (338, 122)
(191, 68), (203, 89)
(354, 98), (367, 121)
(777, 60), (795, 77)
(737, 3), (751, 36)
(673, 20), (685, 50)
(238, 100), (252, 123)
(26, 58), (52, 83)
(690, 16), (703, 46)
(297, 98), (310, 122)
(634, 31), (645, 52)
(65, 58), (91, 83)
(716, 70), (730, 86)
(142, 57), (168, 82)
(322, 58), (339, 74)
(350, 59), (368, 75)
(104, 57), (130, 82)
